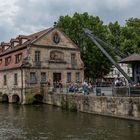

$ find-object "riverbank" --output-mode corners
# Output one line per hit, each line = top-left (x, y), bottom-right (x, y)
(43, 93), (140, 121)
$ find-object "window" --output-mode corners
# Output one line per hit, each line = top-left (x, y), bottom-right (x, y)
(71, 53), (76, 67)
(0, 59), (2, 65)
(5, 56), (11, 66)
(14, 73), (18, 85)
(35, 51), (40, 62)
(41, 72), (46, 82)
(30, 72), (36, 83)
(15, 53), (22, 64)
(67, 73), (71, 82)
(76, 72), (80, 82)
(4, 75), (7, 85)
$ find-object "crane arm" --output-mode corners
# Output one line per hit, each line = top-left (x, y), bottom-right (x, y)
(83, 28), (134, 85)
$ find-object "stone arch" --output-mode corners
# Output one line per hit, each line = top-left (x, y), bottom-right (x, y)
(33, 94), (43, 103)
(12, 94), (20, 103)
(2, 94), (9, 103)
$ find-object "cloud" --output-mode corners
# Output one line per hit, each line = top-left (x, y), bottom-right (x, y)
(0, 0), (140, 42)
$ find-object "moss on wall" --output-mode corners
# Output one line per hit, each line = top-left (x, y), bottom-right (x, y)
(68, 102), (77, 111)
(61, 95), (68, 109)
(25, 89), (35, 104)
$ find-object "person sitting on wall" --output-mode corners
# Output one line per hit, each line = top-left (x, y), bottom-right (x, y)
(82, 81), (89, 95)
(115, 78), (123, 87)
(58, 80), (63, 92)
(68, 82), (75, 92)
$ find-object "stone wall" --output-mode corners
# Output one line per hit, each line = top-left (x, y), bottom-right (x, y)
(44, 93), (140, 121)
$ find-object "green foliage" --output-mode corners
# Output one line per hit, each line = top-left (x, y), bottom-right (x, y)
(61, 96), (68, 109)
(25, 89), (36, 104)
(57, 12), (140, 80)
(25, 94), (36, 104)
(108, 18), (140, 55)
(57, 12), (115, 80)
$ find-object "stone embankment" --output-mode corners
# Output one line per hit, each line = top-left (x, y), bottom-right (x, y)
(43, 93), (140, 121)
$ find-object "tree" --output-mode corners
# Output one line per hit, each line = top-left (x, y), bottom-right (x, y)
(107, 18), (140, 56)
(121, 18), (140, 54)
(57, 12), (116, 80)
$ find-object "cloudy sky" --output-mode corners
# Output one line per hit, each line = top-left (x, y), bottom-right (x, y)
(0, 0), (139, 42)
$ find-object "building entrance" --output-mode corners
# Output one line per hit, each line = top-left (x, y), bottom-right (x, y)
(53, 73), (61, 83)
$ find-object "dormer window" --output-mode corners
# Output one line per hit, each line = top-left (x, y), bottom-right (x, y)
(10, 39), (19, 48)
(5, 56), (11, 66)
(2, 46), (5, 52)
(15, 53), (22, 64)
(1, 42), (10, 52)
(17, 35), (28, 45)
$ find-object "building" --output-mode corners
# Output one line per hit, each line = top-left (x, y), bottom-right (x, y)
(106, 63), (132, 82)
(120, 53), (140, 84)
(0, 27), (84, 103)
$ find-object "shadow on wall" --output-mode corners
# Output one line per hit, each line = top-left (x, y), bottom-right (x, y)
(12, 94), (20, 103)
(2, 94), (9, 103)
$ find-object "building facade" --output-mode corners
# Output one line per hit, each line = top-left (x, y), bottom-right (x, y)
(0, 27), (84, 103)
(105, 63), (132, 83)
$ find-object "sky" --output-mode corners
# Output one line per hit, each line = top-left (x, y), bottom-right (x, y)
(0, 0), (140, 42)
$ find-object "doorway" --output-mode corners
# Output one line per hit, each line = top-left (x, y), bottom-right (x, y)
(53, 73), (61, 83)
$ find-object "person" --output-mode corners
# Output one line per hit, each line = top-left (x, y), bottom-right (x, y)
(82, 81), (89, 95)
(59, 80), (63, 88)
(114, 78), (118, 86)
(115, 78), (122, 87)
(47, 79), (51, 86)
(59, 80), (63, 92)
(88, 82), (92, 93)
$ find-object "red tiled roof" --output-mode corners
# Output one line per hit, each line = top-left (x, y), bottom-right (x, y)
(0, 27), (52, 56)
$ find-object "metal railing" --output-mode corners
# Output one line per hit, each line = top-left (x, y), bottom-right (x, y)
(47, 85), (140, 97)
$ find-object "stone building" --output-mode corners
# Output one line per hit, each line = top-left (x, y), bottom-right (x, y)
(120, 53), (140, 84)
(0, 27), (84, 104)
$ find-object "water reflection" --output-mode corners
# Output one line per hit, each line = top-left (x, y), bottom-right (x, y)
(0, 104), (140, 140)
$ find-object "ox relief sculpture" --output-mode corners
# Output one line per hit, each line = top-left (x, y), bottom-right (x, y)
(50, 50), (64, 61)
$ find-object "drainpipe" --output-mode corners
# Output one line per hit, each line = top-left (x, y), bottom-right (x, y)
(20, 65), (24, 104)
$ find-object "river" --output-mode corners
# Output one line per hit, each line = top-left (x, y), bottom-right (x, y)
(0, 104), (140, 140)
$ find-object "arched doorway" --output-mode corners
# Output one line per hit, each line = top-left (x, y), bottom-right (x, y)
(12, 94), (20, 103)
(33, 94), (43, 103)
(2, 94), (9, 103)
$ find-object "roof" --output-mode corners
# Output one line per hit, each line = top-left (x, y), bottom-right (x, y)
(120, 53), (140, 63)
(0, 27), (52, 56)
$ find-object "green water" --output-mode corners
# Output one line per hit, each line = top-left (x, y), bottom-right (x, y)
(0, 104), (140, 140)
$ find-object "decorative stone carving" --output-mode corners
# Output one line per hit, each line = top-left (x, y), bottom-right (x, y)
(50, 50), (64, 61)
(53, 33), (60, 44)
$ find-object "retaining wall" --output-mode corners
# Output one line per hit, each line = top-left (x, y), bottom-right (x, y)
(43, 93), (140, 121)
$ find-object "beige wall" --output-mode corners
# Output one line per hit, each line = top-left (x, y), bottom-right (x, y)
(0, 69), (22, 89)
(0, 69), (23, 103)
(27, 27), (84, 85)
(0, 27), (84, 103)
(44, 93), (140, 121)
